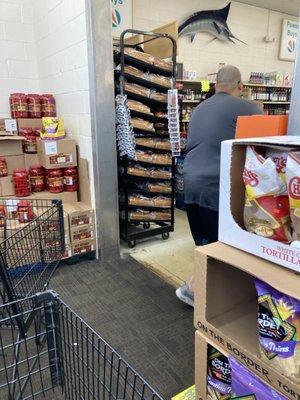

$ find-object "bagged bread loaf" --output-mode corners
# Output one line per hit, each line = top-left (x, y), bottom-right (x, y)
(135, 138), (171, 151)
(286, 152), (300, 240)
(150, 90), (167, 103)
(125, 82), (150, 98)
(255, 279), (300, 380)
(153, 196), (171, 208)
(128, 194), (153, 207)
(207, 346), (232, 400)
(124, 65), (145, 78)
(155, 139), (171, 151)
(154, 111), (168, 118)
(135, 150), (153, 163)
(127, 100), (152, 115)
(147, 182), (171, 193)
(135, 138), (156, 148)
(129, 209), (171, 221)
(131, 118), (154, 132)
(149, 74), (172, 88)
(127, 165), (150, 178)
(152, 152), (172, 165)
(153, 57), (173, 72)
(243, 146), (291, 243)
(124, 48), (154, 64)
(150, 168), (172, 179)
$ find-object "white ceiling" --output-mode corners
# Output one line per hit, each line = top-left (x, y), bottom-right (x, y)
(237, 0), (300, 16)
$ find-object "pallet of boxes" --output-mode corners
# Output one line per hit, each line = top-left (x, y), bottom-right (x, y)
(0, 93), (95, 261)
(195, 137), (300, 400)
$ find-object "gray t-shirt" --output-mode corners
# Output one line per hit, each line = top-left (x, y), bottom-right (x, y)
(183, 92), (262, 210)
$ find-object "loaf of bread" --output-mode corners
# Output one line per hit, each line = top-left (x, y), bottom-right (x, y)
(155, 140), (171, 151)
(128, 165), (150, 177)
(150, 74), (172, 88)
(124, 48), (154, 64)
(152, 153), (172, 165)
(125, 82), (150, 98)
(153, 57), (173, 72)
(153, 196), (171, 208)
(124, 65), (145, 78)
(135, 138), (156, 148)
(129, 210), (171, 221)
(135, 150), (153, 163)
(150, 91), (167, 103)
(128, 195), (153, 207)
(128, 100), (152, 115)
(150, 168), (172, 179)
(131, 118), (154, 132)
(148, 182), (171, 193)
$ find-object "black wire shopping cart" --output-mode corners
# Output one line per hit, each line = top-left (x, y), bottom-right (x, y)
(0, 291), (163, 400)
(0, 198), (64, 305)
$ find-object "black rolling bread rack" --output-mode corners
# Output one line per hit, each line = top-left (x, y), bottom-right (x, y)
(116, 29), (177, 248)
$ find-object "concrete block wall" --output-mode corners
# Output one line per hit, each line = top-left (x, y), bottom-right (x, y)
(0, 0), (38, 118)
(132, 0), (296, 81)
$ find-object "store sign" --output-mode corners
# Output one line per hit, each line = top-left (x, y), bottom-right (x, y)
(279, 19), (299, 62)
(111, 0), (132, 37)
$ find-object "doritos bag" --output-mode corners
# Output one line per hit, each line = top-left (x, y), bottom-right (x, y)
(255, 279), (300, 380)
(243, 146), (291, 243)
(207, 346), (232, 400)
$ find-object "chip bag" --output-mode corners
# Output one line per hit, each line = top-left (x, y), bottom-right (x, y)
(254, 279), (300, 380)
(207, 346), (232, 400)
(243, 146), (291, 243)
(265, 148), (289, 194)
(286, 152), (300, 240)
(230, 356), (287, 399)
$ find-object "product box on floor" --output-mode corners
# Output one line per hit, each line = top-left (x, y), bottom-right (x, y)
(37, 138), (77, 169)
(31, 190), (78, 203)
(17, 118), (42, 132)
(70, 224), (95, 243)
(0, 176), (14, 196)
(194, 242), (300, 400)
(0, 119), (18, 136)
(5, 155), (25, 175)
(219, 136), (300, 273)
(195, 331), (290, 400)
(72, 238), (96, 255)
(24, 153), (39, 169)
(63, 202), (95, 228)
(0, 136), (23, 156)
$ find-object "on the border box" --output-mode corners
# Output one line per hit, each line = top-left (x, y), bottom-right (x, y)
(37, 138), (77, 169)
(0, 136), (23, 156)
(219, 136), (300, 273)
(63, 202), (95, 228)
(194, 242), (300, 400)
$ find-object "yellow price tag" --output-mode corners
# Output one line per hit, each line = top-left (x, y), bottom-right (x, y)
(172, 385), (195, 400)
(200, 80), (210, 93)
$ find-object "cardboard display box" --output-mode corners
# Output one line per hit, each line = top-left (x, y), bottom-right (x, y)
(5, 155), (25, 175)
(0, 176), (14, 196)
(0, 119), (18, 136)
(0, 136), (23, 156)
(219, 136), (300, 273)
(30, 191), (78, 203)
(235, 115), (288, 139)
(63, 202), (95, 228)
(24, 153), (39, 169)
(17, 118), (42, 132)
(70, 224), (95, 243)
(37, 138), (77, 169)
(72, 238), (96, 255)
(194, 242), (300, 400)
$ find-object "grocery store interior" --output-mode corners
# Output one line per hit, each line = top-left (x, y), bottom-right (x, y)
(0, 0), (300, 399)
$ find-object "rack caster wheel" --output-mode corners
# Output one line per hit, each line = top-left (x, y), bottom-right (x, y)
(143, 222), (150, 229)
(162, 232), (169, 240)
(128, 240), (136, 248)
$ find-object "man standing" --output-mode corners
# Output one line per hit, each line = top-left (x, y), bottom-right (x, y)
(176, 65), (262, 307)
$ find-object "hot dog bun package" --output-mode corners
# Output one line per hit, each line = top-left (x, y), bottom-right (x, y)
(230, 356), (287, 399)
(243, 146), (291, 243)
(255, 279), (300, 379)
(287, 152), (300, 240)
(207, 346), (232, 400)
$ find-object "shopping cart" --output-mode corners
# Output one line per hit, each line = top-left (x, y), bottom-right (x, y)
(0, 198), (64, 305)
(0, 290), (163, 400)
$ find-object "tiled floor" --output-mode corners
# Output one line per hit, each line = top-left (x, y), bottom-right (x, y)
(122, 210), (195, 287)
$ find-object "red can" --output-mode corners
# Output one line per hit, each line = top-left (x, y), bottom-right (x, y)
(64, 167), (79, 192)
(41, 94), (56, 117)
(10, 93), (28, 118)
(12, 168), (31, 197)
(17, 200), (35, 223)
(27, 94), (42, 118)
(47, 168), (64, 193)
(29, 165), (45, 192)
(0, 157), (8, 177)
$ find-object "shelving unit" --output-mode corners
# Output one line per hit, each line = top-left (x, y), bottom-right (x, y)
(116, 29), (177, 248)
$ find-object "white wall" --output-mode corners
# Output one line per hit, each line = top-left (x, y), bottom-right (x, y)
(132, 0), (297, 80)
(0, 0), (38, 118)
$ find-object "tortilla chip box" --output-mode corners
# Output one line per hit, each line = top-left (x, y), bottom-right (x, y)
(63, 202), (95, 228)
(194, 242), (300, 400)
(219, 136), (300, 273)
(37, 138), (77, 169)
(0, 119), (18, 136)
(0, 136), (23, 156)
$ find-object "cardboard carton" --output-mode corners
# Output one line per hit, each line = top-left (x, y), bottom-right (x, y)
(63, 202), (95, 228)
(24, 153), (39, 169)
(37, 138), (77, 169)
(17, 118), (42, 132)
(194, 243), (300, 400)
(0, 136), (23, 156)
(0, 119), (18, 136)
(72, 238), (96, 255)
(5, 155), (25, 175)
(219, 136), (300, 273)
(0, 176), (14, 196)
(236, 115), (288, 139)
(78, 157), (91, 206)
(31, 191), (78, 203)
(70, 224), (95, 243)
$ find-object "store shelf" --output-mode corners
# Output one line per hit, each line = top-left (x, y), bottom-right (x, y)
(130, 110), (167, 123)
(177, 79), (214, 85)
(262, 101), (291, 104)
(244, 83), (292, 89)
(182, 100), (200, 104)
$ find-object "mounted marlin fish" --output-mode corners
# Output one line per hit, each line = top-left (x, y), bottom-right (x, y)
(178, 2), (246, 44)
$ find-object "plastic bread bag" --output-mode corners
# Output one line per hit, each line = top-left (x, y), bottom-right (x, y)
(265, 148), (289, 194)
(131, 118), (154, 132)
(127, 100), (152, 115)
(243, 146), (291, 243)
(207, 346), (232, 400)
(230, 356), (287, 399)
(254, 279), (300, 380)
(286, 151), (300, 240)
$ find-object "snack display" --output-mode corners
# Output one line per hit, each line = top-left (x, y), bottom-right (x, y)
(41, 117), (65, 140)
(131, 118), (154, 132)
(286, 152), (300, 240)
(127, 100), (153, 115)
(243, 146), (291, 243)
(254, 279), (300, 379)
(207, 346), (232, 400)
(230, 356), (287, 399)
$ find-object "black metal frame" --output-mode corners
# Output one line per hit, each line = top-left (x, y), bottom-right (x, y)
(0, 291), (163, 400)
(117, 29), (177, 248)
(0, 198), (65, 306)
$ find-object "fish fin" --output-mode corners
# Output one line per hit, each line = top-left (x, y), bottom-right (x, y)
(213, 21), (221, 34)
(218, 2), (231, 21)
(229, 33), (247, 45)
(190, 34), (196, 43)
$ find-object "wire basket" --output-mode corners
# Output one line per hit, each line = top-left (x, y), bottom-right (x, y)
(0, 291), (163, 400)
(0, 198), (64, 305)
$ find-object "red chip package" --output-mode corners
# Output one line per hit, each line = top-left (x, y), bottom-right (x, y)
(243, 146), (291, 243)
